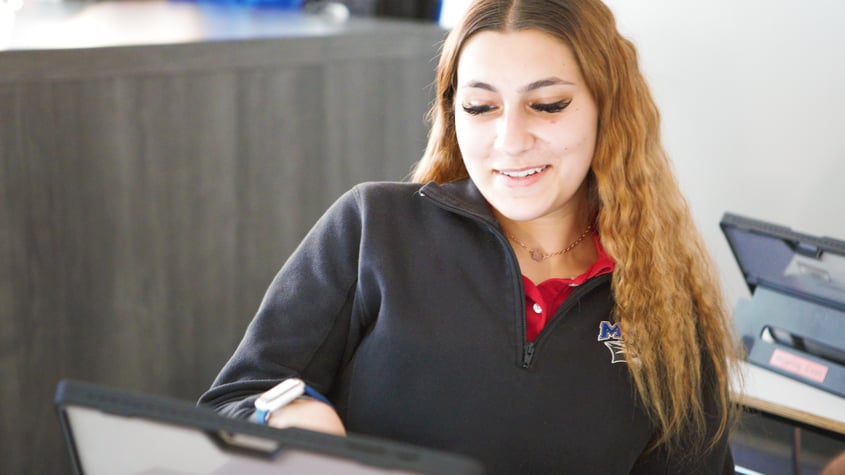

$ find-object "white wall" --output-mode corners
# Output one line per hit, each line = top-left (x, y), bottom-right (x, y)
(603, 0), (845, 307)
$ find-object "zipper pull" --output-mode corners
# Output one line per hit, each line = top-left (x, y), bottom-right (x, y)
(522, 342), (535, 368)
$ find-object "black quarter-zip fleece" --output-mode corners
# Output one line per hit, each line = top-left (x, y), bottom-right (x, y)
(199, 179), (733, 474)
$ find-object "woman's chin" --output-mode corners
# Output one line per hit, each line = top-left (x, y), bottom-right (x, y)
(490, 202), (549, 223)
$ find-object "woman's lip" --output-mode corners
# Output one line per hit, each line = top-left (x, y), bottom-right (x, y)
(494, 165), (550, 187)
(494, 165), (550, 177)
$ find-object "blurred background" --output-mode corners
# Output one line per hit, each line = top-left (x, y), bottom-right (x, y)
(1, 0), (844, 473)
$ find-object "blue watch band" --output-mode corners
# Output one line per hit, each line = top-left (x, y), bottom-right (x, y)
(252, 408), (272, 424)
(303, 385), (331, 405)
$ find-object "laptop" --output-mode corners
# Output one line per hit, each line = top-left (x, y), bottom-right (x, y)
(54, 379), (484, 475)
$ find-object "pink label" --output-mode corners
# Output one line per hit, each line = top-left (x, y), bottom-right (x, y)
(769, 348), (829, 383)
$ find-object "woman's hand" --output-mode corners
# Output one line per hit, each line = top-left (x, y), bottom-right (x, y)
(266, 398), (347, 436)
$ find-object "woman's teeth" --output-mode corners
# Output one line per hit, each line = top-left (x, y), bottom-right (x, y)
(500, 166), (547, 178)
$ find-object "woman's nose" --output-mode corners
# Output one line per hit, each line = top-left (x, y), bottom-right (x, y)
(493, 108), (534, 156)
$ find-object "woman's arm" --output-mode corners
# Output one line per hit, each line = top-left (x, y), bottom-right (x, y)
(198, 187), (366, 428)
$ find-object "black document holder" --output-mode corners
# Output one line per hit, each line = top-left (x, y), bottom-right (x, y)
(721, 212), (845, 398)
(55, 379), (484, 475)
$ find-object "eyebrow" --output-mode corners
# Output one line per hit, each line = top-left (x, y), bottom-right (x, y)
(461, 77), (576, 93)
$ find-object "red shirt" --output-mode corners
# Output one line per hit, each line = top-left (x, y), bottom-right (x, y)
(523, 234), (615, 342)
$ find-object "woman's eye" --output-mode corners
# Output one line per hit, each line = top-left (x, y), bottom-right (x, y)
(462, 104), (496, 115)
(531, 100), (571, 113)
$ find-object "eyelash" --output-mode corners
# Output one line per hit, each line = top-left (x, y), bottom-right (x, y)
(462, 105), (495, 115)
(531, 100), (571, 113)
(461, 100), (572, 116)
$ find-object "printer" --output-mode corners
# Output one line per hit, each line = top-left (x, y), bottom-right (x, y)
(721, 212), (845, 398)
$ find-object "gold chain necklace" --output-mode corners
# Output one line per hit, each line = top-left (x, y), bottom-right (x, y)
(506, 223), (593, 262)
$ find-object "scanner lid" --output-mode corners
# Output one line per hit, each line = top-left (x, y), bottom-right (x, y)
(720, 212), (845, 312)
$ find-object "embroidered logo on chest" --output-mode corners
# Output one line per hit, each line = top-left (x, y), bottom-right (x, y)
(597, 321), (627, 364)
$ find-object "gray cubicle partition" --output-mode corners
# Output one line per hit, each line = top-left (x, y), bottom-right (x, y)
(0, 4), (445, 473)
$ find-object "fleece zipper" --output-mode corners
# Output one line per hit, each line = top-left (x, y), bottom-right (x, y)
(418, 189), (612, 370)
(419, 191), (529, 368)
(523, 274), (612, 369)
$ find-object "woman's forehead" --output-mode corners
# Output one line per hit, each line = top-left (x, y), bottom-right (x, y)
(456, 29), (582, 88)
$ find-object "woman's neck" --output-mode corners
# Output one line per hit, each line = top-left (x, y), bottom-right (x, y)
(495, 209), (597, 283)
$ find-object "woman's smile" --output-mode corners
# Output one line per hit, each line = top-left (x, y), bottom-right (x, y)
(494, 164), (551, 187)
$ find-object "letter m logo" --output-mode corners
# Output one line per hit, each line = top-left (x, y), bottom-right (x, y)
(597, 321), (621, 341)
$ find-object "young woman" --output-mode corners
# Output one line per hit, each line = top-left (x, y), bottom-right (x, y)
(200, 0), (740, 473)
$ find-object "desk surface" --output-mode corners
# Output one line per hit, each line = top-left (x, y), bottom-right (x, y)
(734, 361), (845, 436)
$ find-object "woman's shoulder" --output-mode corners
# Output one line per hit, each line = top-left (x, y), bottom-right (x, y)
(338, 179), (488, 225)
(318, 181), (428, 221)
(343, 181), (426, 211)
(351, 181), (425, 198)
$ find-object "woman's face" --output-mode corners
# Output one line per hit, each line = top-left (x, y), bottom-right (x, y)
(454, 29), (599, 223)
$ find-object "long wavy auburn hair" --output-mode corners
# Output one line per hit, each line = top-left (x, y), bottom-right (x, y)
(412, 0), (740, 456)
